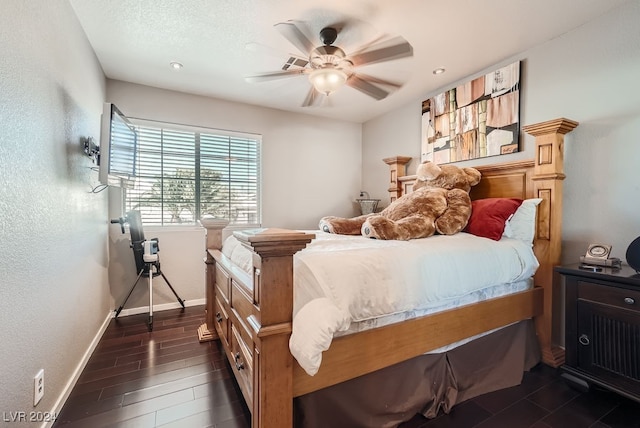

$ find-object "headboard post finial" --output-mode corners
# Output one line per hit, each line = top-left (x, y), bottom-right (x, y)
(523, 117), (579, 368)
(383, 156), (412, 202)
(522, 117), (579, 179)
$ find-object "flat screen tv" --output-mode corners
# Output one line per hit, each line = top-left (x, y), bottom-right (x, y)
(99, 103), (137, 187)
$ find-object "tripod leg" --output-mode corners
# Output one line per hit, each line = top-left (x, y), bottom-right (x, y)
(148, 269), (153, 331)
(159, 271), (185, 308)
(115, 269), (144, 318)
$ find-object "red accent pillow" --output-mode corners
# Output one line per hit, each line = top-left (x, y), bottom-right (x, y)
(465, 198), (523, 240)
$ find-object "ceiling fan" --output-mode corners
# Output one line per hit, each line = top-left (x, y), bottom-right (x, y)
(245, 21), (413, 107)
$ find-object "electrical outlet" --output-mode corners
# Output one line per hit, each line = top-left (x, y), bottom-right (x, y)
(33, 369), (44, 406)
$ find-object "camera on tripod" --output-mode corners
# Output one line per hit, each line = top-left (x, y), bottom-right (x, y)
(110, 210), (184, 330)
(143, 239), (158, 262)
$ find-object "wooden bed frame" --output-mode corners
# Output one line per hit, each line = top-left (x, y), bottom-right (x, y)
(198, 117), (579, 427)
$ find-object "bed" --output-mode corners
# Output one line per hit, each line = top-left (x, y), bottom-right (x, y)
(197, 118), (579, 427)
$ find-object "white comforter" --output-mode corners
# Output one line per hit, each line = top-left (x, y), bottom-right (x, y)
(222, 231), (539, 375)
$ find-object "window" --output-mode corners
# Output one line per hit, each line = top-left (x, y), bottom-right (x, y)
(124, 120), (261, 227)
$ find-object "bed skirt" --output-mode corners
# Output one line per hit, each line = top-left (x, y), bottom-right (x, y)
(294, 319), (540, 428)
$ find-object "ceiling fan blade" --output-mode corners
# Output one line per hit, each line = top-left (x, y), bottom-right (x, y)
(348, 34), (388, 56)
(274, 21), (316, 56)
(302, 87), (323, 107)
(244, 69), (307, 83)
(245, 41), (308, 63)
(346, 74), (390, 100)
(348, 36), (413, 67)
(352, 72), (402, 90)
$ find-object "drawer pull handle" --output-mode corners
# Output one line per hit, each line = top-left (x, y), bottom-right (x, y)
(579, 334), (590, 346)
(234, 352), (244, 370)
(215, 312), (223, 323)
(624, 297), (635, 305)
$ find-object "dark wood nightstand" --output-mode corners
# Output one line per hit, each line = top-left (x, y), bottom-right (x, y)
(556, 263), (640, 403)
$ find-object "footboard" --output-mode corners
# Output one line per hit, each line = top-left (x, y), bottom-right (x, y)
(200, 223), (313, 427)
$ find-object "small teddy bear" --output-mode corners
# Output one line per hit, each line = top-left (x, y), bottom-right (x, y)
(319, 161), (481, 240)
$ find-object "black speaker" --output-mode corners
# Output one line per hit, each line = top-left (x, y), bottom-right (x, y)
(626, 236), (640, 273)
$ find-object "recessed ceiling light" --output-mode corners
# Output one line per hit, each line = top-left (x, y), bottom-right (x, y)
(432, 67), (446, 75)
(170, 61), (183, 70)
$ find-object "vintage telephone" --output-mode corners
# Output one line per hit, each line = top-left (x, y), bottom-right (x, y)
(579, 243), (622, 269)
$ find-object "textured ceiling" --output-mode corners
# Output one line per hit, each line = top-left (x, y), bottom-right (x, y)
(69, 0), (628, 123)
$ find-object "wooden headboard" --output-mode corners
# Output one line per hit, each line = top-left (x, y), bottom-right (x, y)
(383, 118), (579, 367)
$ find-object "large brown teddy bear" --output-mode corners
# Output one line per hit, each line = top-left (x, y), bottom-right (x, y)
(319, 162), (481, 240)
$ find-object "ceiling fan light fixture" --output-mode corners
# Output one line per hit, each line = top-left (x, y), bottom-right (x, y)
(309, 68), (348, 96)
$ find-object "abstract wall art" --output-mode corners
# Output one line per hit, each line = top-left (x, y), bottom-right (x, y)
(421, 61), (521, 164)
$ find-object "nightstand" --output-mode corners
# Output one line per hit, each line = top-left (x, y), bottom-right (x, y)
(556, 263), (640, 403)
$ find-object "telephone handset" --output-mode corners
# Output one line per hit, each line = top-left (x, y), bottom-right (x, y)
(579, 243), (621, 268)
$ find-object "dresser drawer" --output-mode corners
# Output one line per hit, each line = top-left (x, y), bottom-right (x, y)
(231, 280), (257, 336)
(216, 266), (231, 302)
(578, 281), (640, 312)
(230, 324), (253, 409)
(213, 296), (229, 347)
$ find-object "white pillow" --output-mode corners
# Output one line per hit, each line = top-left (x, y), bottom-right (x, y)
(502, 198), (543, 245)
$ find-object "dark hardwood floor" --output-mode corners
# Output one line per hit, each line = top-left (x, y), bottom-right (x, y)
(54, 306), (640, 427)
(53, 305), (250, 428)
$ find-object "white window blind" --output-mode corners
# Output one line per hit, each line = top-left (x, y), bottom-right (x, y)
(124, 121), (261, 227)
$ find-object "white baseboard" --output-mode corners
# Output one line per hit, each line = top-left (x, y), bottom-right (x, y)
(43, 311), (112, 428)
(115, 298), (205, 318)
(43, 299), (205, 428)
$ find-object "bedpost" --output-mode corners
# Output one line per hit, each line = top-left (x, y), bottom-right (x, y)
(198, 217), (229, 342)
(383, 156), (412, 202)
(234, 228), (314, 428)
(523, 117), (579, 367)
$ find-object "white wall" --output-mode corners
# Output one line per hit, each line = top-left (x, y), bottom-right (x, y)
(0, 0), (108, 421)
(525, 1), (640, 263)
(363, 0), (640, 264)
(105, 81), (362, 310)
